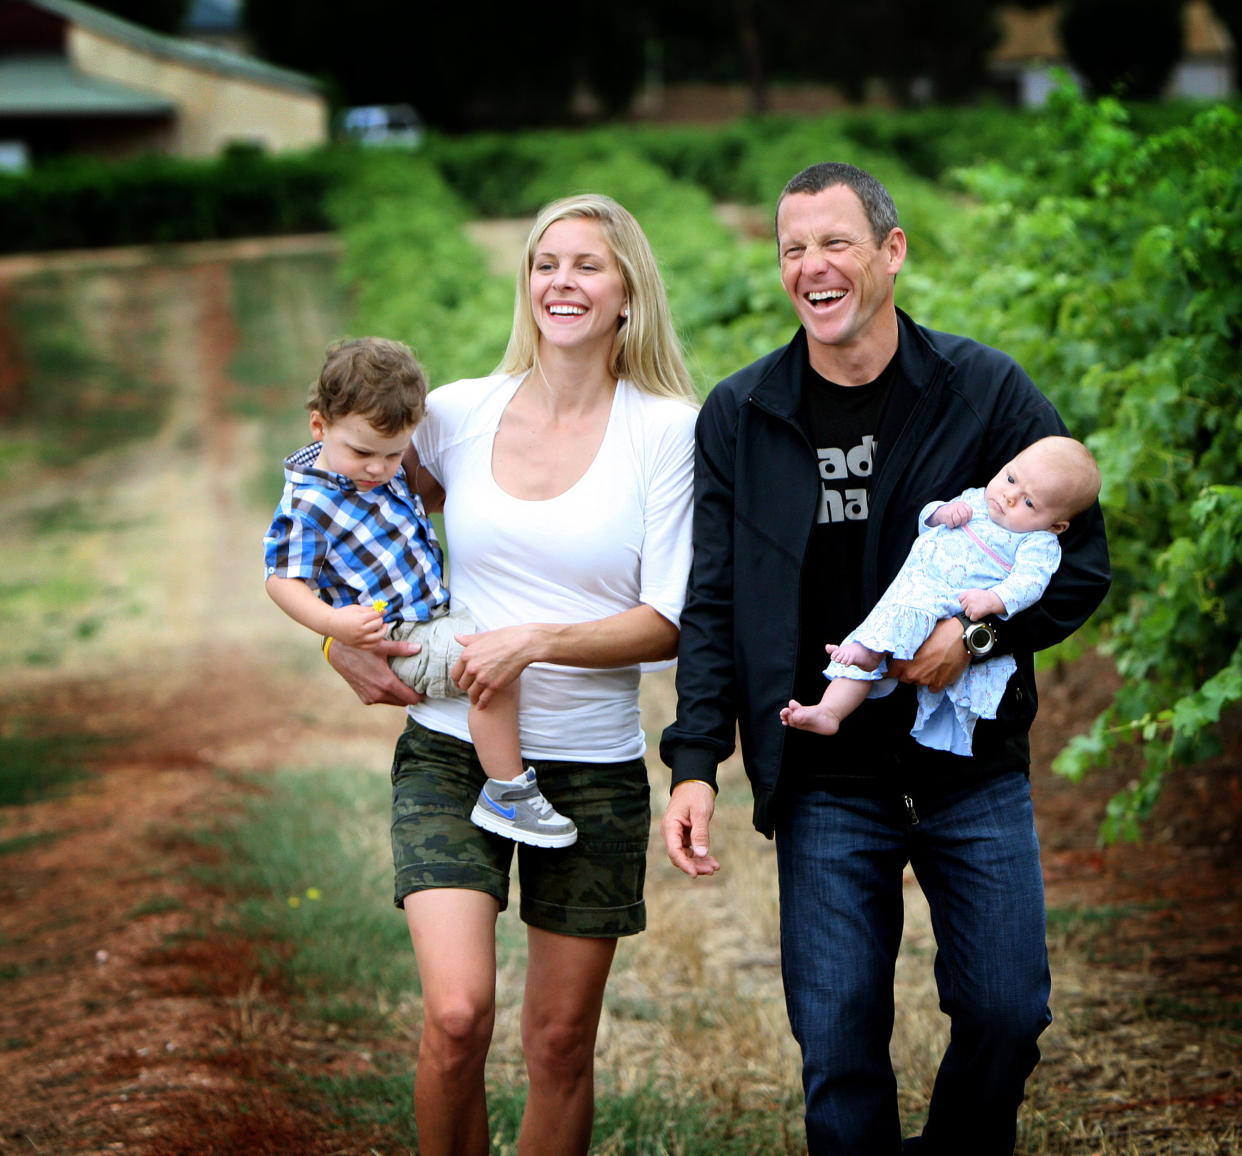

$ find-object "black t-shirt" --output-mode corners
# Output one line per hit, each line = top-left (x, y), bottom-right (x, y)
(783, 351), (902, 779)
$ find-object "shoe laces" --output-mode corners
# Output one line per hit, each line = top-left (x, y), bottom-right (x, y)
(529, 792), (556, 819)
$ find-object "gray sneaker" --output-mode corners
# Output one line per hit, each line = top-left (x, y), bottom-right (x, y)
(470, 767), (578, 848)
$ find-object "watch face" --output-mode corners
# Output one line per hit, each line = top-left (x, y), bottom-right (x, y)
(966, 622), (995, 654)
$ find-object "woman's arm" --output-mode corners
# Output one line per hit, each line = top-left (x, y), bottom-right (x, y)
(328, 636), (424, 707)
(453, 604), (679, 708)
(403, 444), (445, 512)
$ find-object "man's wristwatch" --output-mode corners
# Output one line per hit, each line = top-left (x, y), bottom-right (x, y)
(956, 612), (997, 659)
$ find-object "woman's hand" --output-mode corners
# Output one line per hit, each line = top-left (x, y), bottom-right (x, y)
(451, 625), (540, 708)
(329, 637), (425, 707)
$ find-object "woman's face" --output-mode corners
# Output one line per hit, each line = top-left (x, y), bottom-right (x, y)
(528, 218), (627, 358)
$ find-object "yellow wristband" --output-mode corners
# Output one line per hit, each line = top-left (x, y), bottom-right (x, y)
(682, 778), (718, 796)
(322, 636), (334, 663)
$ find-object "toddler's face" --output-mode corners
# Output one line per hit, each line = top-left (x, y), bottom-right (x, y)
(309, 412), (413, 492)
(984, 450), (1070, 535)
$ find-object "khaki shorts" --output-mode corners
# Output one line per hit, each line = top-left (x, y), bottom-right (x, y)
(387, 606), (474, 698)
(389, 719), (650, 937)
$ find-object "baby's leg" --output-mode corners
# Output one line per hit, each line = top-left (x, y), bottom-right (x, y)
(780, 677), (873, 736)
(467, 683), (523, 782)
(826, 640), (884, 672)
(468, 684), (578, 848)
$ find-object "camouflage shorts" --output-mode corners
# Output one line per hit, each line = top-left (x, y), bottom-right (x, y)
(390, 719), (650, 938)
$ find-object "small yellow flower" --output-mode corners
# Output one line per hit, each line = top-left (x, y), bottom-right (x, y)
(287, 896), (302, 908)
(305, 887), (322, 901)
(372, 600), (388, 614)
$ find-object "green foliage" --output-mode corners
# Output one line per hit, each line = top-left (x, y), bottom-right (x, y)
(325, 100), (1241, 841)
(325, 152), (513, 383)
(924, 86), (1242, 840)
(0, 148), (343, 255)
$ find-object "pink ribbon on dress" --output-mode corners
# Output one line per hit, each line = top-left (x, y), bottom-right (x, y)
(961, 523), (1012, 571)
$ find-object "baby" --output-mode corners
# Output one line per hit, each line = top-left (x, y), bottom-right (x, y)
(263, 337), (577, 847)
(781, 436), (1102, 755)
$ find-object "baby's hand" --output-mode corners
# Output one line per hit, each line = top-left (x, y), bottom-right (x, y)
(935, 500), (974, 528)
(958, 588), (1006, 620)
(332, 603), (388, 648)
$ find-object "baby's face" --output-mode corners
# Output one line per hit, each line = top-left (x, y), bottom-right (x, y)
(310, 412), (414, 492)
(984, 450), (1070, 534)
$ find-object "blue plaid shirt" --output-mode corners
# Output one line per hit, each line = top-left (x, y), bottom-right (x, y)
(262, 442), (449, 623)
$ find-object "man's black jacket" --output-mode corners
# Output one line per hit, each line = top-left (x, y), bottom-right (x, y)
(660, 311), (1112, 836)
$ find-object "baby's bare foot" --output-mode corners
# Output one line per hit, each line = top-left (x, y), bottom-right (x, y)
(826, 642), (883, 672)
(780, 700), (841, 736)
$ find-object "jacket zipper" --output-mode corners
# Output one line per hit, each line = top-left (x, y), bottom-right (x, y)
(903, 793), (920, 827)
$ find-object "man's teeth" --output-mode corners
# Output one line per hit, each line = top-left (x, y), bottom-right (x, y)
(549, 304), (587, 315)
(808, 290), (846, 302)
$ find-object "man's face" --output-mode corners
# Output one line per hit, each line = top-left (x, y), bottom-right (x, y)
(776, 185), (906, 371)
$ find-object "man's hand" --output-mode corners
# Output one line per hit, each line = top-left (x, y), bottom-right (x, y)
(661, 780), (721, 877)
(329, 637), (424, 707)
(888, 615), (970, 693)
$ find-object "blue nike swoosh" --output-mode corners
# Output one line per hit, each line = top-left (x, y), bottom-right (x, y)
(483, 796), (517, 820)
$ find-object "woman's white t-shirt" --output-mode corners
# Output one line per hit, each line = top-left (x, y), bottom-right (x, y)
(408, 373), (696, 763)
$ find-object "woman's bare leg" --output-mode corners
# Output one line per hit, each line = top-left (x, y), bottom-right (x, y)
(517, 927), (618, 1156)
(403, 888), (501, 1156)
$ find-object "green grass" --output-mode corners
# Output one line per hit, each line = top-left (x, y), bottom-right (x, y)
(225, 250), (353, 513)
(0, 729), (95, 806)
(4, 283), (168, 477)
(197, 763), (417, 1027)
(0, 830), (61, 856)
(301, 1067), (807, 1155)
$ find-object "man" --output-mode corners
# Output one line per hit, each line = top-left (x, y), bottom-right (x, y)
(660, 163), (1110, 1154)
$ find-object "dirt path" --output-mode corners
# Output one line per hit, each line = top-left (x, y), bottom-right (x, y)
(1, 239), (1240, 1153)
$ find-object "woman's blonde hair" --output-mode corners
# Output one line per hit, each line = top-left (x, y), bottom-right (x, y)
(496, 193), (697, 403)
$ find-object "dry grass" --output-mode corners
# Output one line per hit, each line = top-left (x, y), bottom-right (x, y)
(606, 670), (1242, 1154)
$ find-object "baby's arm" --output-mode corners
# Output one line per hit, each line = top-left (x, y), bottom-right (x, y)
(928, 499), (973, 529)
(958, 587), (1007, 621)
(265, 575), (387, 647)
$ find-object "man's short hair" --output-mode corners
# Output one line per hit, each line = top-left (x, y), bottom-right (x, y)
(777, 162), (899, 246)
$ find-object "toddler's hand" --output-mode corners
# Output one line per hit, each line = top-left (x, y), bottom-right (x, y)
(958, 588), (1005, 620)
(936, 500), (974, 528)
(332, 603), (387, 648)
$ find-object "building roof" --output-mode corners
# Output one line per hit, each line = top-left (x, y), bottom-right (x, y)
(18, 0), (320, 93)
(0, 53), (175, 115)
(994, 0), (1234, 64)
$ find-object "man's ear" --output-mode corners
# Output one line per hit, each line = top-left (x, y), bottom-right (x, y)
(885, 226), (908, 276)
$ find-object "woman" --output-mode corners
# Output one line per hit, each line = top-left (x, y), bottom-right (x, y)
(328, 193), (697, 1154)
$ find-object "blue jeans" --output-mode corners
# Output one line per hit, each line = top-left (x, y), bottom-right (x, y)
(774, 771), (1051, 1155)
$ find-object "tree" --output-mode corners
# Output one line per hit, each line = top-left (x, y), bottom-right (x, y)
(89, 0), (191, 34)
(242, 0), (647, 130)
(886, 0), (1005, 103)
(1059, 0), (1185, 98)
(1205, 0), (1242, 90)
